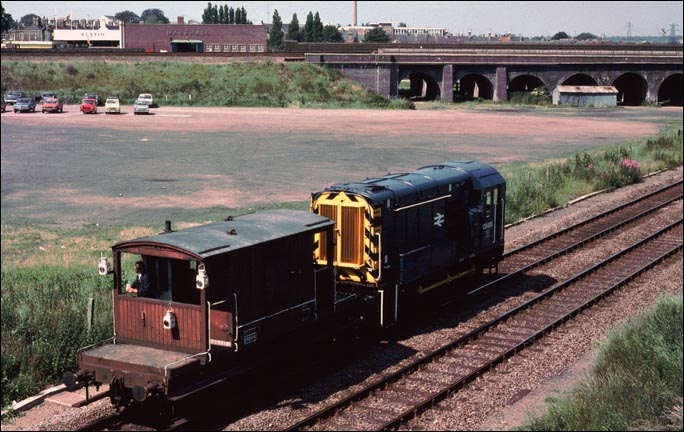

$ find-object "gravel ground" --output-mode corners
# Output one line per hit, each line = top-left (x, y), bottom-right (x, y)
(3, 166), (680, 431)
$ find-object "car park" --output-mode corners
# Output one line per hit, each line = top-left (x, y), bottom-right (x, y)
(41, 97), (64, 113)
(4, 90), (27, 105)
(137, 93), (154, 107)
(13, 98), (37, 113)
(133, 100), (150, 115)
(104, 97), (120, 114)
(80, 98), (98, 114)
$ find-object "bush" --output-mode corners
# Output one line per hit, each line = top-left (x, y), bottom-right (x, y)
(1, 266), (113, 408)
(509, 86), (552, 105)
(502, 125), (682, 224)
(519, 295), (683, 431)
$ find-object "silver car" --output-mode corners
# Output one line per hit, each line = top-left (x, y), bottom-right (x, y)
(133, 100), (150, 115)
(137, 93), (154, 107)
(4, 90), (27, 105)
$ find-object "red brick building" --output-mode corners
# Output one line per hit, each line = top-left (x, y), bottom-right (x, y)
(122, 23), (268, 53)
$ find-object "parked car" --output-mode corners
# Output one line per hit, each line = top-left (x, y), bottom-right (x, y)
(80, 98), (98, 114)
(42, 97), (64, 113)
(38, 91), (56, 103)
(137, 93), (154, 107)
(104, 97), (120, 114)
(4, 90), (27, 105)
(133, 100), (150, 115)
(13, 98), (37, 113)
(84, 92), (101, 106)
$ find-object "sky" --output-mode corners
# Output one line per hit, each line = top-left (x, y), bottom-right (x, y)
(3, 1), (682, 37)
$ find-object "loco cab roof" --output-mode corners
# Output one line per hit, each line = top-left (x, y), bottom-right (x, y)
(320, 160), (505, 208)
(113, 209), (334, 261)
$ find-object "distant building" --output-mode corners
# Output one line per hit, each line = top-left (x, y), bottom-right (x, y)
(553, 85), (619, 107)
(4, 14), (268, 52)
(123, 20), (268, 53)
(53, 15), (122, 48)
(2, 20), (52, 49)
(340, 22), (450, 43)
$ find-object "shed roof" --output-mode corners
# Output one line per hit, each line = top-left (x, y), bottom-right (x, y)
(555, 85), (618, 94)
(113, 209), (334, 260)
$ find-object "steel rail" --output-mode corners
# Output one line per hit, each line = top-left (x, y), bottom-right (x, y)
(286, 219), (682, 431)
(465, 180), (682, 296)
(378, 219), (682, 430)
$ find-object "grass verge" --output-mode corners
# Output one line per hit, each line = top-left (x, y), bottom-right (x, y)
(517, 294), (683, 431)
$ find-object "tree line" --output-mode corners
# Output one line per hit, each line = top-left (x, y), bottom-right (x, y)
(201, 3), (251, 25)
(268, 10), (391, 51)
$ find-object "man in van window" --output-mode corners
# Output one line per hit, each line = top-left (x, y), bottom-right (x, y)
(126, 261), (152, 297)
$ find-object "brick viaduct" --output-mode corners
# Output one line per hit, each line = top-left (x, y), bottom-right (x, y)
(304, 44), (684, 105)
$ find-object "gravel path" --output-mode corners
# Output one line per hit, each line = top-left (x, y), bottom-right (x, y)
(3, 166), (680, 431)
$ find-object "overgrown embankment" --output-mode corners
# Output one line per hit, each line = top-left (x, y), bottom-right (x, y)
(502, 125), (683, 224)
(518, 294), (683, 431)
(0, 60), (414, 109)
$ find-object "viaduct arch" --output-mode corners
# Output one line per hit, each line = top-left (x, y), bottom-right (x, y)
(307, 45), (683, 106)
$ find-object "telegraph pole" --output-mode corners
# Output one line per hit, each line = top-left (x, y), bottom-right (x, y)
(668, 24), (680, 44)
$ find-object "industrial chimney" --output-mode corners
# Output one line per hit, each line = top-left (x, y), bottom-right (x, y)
(352, 0), (357, 26)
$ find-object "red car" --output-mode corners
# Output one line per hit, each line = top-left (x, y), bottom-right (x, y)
(80, 98), (97, 114)
(42, 97), (64, 113)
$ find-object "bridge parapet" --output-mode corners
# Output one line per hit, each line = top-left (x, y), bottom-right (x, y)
(306, 45), (683, 105)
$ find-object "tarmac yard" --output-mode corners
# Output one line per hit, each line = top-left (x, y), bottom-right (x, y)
(1, 104), (681, 228)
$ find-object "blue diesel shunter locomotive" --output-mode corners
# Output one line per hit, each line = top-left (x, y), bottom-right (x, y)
(311, 160), (506, 326)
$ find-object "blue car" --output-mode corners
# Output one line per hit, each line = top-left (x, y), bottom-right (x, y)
(13, 98), (37, 113)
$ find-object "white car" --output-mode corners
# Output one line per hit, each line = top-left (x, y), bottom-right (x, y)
(133, 100), (150, 115)
(137, 93), (154, 107)
(105, 97), (120, 114)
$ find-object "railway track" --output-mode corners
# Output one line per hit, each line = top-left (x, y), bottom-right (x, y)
(284, 181), (682, 431)
(72, 179), (683, 431)
(469, 179), (682, 296)
(75, 401), (188, 431)
(287, 218), (682, 431)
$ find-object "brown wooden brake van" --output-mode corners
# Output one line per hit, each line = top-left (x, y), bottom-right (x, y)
(64, 209), (335, 408)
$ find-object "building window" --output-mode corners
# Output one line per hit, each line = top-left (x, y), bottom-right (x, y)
(223, 44), (230, 52)
(214, 44), (220, 52)
(239, 44), (246, 52)
(256, 44), (264, 52)
(205, 45), (213, 52)
(232, 44), (239, 52)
